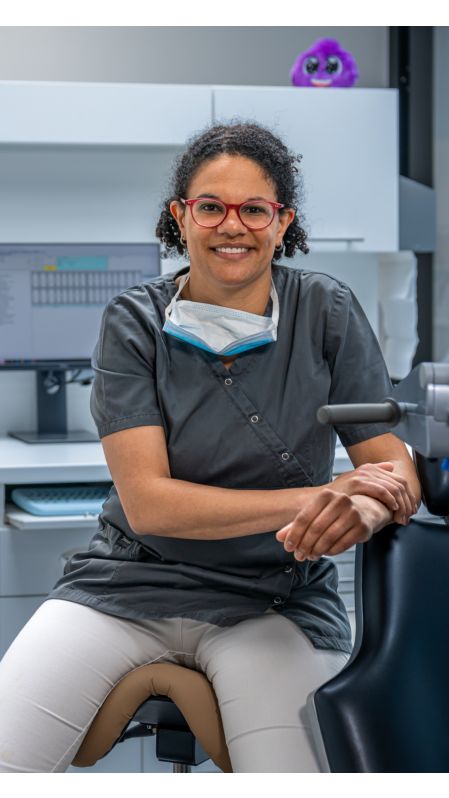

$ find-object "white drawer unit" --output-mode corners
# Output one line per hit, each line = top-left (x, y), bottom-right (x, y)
(0, 524), (98, 597)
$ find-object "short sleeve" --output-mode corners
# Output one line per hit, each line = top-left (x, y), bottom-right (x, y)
(325, 283), (394, 447)
(90, 295), (163, 438)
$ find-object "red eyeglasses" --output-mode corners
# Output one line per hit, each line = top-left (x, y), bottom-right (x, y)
(181, 197), (285, 231)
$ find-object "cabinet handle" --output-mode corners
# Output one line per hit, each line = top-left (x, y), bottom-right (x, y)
(308, 237), (365, 242)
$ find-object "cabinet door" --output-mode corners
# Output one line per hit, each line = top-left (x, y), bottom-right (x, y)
(0, 595), (45, 659)
(0, 526), (97, 596)
(213, 87), (398, 252)
(0, 82), (212, 146)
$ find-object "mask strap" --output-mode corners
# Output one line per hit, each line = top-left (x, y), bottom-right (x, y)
(269, 280), (279, 326)
(165, 272), (190, 321)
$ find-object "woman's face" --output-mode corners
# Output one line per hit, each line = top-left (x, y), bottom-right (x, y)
(170, 155), (295, 292)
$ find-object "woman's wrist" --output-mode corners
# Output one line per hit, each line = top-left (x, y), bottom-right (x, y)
(350, 493), (393, 534)
(332, 463), (419, 525)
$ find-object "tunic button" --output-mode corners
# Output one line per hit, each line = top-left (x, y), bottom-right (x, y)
(281, 452), (290, 461)
(224, 378), (233, 386)
(273, 596), (283, 605)
(250, 415), (259, 423)
(284, 566), (293, 574)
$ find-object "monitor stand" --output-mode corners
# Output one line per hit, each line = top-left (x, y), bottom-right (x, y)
(9, 369), (98, 444)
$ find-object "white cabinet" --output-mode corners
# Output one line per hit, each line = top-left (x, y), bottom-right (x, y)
(213, 86), (399, 253)
(0, 81), (213, 246)
(0, 525), (97, 597)
(0, 82), (212, 146)
(0, 440), (110, 659)
(0, 81), (403, 253)
(0, 595), (46, 658)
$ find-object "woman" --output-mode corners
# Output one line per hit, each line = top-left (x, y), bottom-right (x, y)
(0, 122), (420, 773)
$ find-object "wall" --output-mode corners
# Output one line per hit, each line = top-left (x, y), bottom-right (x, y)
(0, 26), (389, 87)
(433, 27), (449, 361)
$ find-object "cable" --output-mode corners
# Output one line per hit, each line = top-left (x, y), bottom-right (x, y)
(41, 369), (93, 394)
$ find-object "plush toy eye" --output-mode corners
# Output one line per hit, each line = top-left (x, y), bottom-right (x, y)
(303, 56), (319, 75)
(326, 56), (343, 75)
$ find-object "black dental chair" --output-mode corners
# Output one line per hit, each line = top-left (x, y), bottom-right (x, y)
(307, 362), (449, 772)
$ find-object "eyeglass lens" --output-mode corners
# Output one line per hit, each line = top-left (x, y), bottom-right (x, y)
(192, 200), (275, 229)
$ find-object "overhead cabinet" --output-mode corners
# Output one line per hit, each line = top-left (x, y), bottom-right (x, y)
(0, 82), (213, 146)
(213, 87), (399, 253)
(0, 81), (433, 253)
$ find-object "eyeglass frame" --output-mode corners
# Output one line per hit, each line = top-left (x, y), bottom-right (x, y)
(179, 197), (285, 231)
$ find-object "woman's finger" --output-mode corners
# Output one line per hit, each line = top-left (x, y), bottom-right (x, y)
(347, 478), (412, 525)
(371, 472), (415, 518)
(356, 465), (416, 519)
(290, 494), (357, 558)
(295, 517), (353, 560)
(275, 523), (292, 542)
(280, 489), (346, 554)
(345, 477), (400, 511)
(321, 525), (371, 556)
(335, 463), (414, 519)
(371, 464), (417, 510)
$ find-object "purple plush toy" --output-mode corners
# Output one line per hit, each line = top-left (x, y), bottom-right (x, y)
(290, 38), (358, 88)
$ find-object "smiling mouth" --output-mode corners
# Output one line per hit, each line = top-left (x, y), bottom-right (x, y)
(311, 78), (332, 86)
(212, 246), (252, 254)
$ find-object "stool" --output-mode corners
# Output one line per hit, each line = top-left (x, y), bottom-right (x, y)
(71, 662), (233, 773)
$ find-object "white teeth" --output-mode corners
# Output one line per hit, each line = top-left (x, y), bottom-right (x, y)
(215, 247), (249, 253)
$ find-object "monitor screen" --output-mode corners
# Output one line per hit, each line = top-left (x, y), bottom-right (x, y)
(0, 242), (160, 366)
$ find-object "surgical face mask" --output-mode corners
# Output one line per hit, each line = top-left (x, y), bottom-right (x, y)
(162, 273), (279, 356)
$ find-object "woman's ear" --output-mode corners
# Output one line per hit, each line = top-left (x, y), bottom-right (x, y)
(279, 208), (296, 236)
(169, 200), (186, 238)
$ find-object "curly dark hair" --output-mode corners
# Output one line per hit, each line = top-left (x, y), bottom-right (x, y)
(155, 120), (309, 261)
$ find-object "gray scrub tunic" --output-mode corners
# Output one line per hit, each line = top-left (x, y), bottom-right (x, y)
(49, 263), (393, 654)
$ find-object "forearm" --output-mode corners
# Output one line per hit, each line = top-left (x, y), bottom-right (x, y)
(388, 458), (422, 506)
(132, 478), (320, 539)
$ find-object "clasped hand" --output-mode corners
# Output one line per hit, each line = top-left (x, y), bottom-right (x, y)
(276, 462), (419, 561)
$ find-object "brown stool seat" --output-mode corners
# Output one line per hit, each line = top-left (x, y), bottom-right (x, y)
(71, 662), (232, 772)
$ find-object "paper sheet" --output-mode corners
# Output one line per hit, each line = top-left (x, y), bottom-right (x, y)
(378, 253), (419, 379)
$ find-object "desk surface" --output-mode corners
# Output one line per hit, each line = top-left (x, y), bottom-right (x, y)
(0, 436), (353, 484)
(0, 436), (109, 483)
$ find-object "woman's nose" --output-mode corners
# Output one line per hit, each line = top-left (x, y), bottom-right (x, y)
(216, 208), (246, 234)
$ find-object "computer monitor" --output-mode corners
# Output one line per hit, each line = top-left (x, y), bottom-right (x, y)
(0, 242), (161, 443)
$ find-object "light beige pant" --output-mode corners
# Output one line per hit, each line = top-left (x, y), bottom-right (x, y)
(0, 598), (349, 773)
